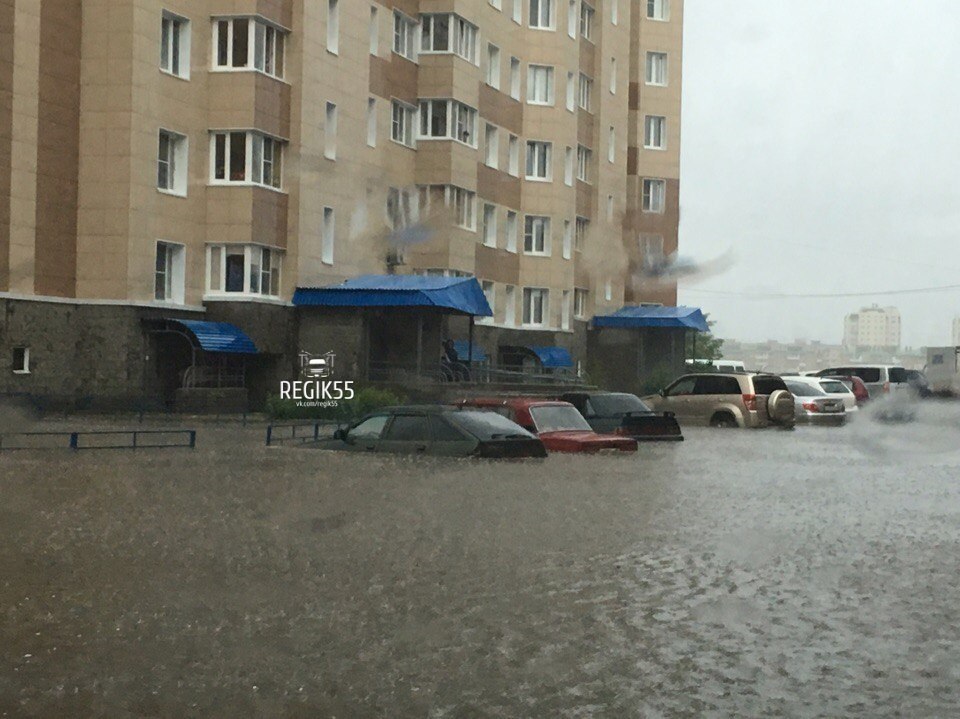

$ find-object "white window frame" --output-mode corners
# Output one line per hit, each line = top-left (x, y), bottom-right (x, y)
(646, 51), (668, 86)
(605, 280), (613, 302)
(450, 186), (477, 230)
(642, 178), (666, 213)
(325, 102), (338, 160)
(482, 204), (498, 247)
(160, 10), (191, 79)
(369, 5), (379, 55)
(418, 99), (478, 147)
(505, 210), (518, 252)
(561, 289), (571, 330)
(480, 280), (496, 324)
(611, 0), (619, 25)
(523, 215), (551, 255)
(608, 125), (615, 162)
(327, 0), (340, 54)
(647, 0), (669, 21)
(367, 98), (378, 147)
(565, 71), (575, 111)
(11, 346), (30, 374)
(525, 140), (552, 181)
(567, 0), (577, 38)
(564, 146), (574, 186)
(420, 14), (479, 64)
(392, 10), (418, 61)
(209, 130), (284, 190)
(562, 220), (572, 259)
(206, 243), (283, 298)
(529, 0), (555, 29)
(486, 43), (501, 88)
(212, 17), (286, 80)
(155, 240), (186, 304)
(527, 64), (555, 105)
(509, 57), (522, 100)
(644, 115), (666, 150)
(505, 284), (517, 326)
(578, 73), (592, 111)
(610, 57), (617, 94)
(322, 207), (335, 265)
(391, 100), (417, 148)
(508, 135), (520, 176)
(157, 128), (188, 196)
(522, 287), (549, 326)
(575, 216), (588, 252)
(512, 0), (522, 24)
(484, 123), (499, 168)
(574, 288), (588, 318)
(580, 3), (595, 41)
(576, 144), (591, 183)
(387, 186), (421, 230)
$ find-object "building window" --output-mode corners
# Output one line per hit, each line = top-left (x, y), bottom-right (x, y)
(490, 0), (503, 9)
(580, 3), (594, 40)
(322, 207), (335, 265)
(642, 178), (665, 213)
(327, 0), (340, 54)
(574, 288), (588, 318)
(387, 186), (420, 229)
(367, 98), (378, 147)
(575, 216), (588, 251)
(562, 220), (572, 259)
(509, 57), (521, 99)
(393, 11), (418, 60)
(391, 100), (416, 147)
(525, 140), (552, 180)
(210, 131), (283, 189)
(157, 129), (188, 195)
(646, 51), (667, 85)
(524, 215), (550, 254)
(207, 244), (282, 297)
(512, 0), (522, 23)
(155, 241), (185, 303)
(508, 134), (520, 176)
(567, 0), (577, 38)
(561, 290), (571, 330)
(642, 234), (665, 259)
(647, 0), (669, 21)
(213, 17), (286, 79)
(564, 146), (574, 186)
(12, 347), (29, 374)
(611, 0), (619, 25)
(608, 125), (616, 162)
(482, 204), (498, 247)
(452, 187), (476, 229)
(325, 102), (337, 159)
(576, 144), (591, 182)
(505, 285), (517, 326)
(484, 123), (499, 168)
(565, 71), (576, 111)
(605, 280), (613, 302)
(421, 14), (478, 63)
(160, 11), (190, 78)
(419, 99), (477, 146)
(506, 210), (518, 252)
(644, 115), (666, 149)
(578, 73), (592, 111)
(529, 0), (554, 29)
(527, 64), (555, 105)
(522, 287), (549, 326)
(480, 280), (496, 323)
(610, 57), (617, 93)
(486, 44), (501, 88)
(370, 5), (379, 55)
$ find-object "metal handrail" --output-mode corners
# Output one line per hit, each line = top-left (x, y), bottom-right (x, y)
(0, 429), (197, 451)
(265, 421), (340, 446)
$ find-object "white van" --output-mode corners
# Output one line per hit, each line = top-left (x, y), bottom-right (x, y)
(686, 359), (746, 373)
(813, 364), (909, 398)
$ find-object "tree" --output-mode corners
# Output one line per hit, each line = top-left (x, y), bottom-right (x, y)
(686, 314), (724, 361)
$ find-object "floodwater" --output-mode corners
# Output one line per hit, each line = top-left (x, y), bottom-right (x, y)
(3, 406), (960, 717)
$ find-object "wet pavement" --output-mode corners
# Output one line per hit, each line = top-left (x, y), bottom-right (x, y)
(3, 407), (960, 717)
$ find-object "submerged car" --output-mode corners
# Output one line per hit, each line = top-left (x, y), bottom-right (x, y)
(782, 375), (859, 414)
(822, 374), (870, 406)
(310, 405), (547, 458)
(644, 372), (795, 429)
(457, 398), (638, 453)
(813, 365), (909, 399)
(558, 392), (683, 442)
(784, 380), (847, 426)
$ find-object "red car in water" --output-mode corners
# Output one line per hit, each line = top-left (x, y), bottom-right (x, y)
(457, 398), (638, 453)
(822, 375), (870, 406)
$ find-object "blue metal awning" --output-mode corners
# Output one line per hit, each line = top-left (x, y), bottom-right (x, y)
(453, 340), (487, 362)
(529, 346), (574, 368)
(293, 275), (493, 316)
(592, 305), (710, 332)
(166, 319), (258, 354)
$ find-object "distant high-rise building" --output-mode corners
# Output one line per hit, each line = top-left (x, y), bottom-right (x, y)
(843, 305), (901, 351)
(952, 316), (960, 346)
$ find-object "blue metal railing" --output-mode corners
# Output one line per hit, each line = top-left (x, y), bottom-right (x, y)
(0, 429), (197, 451)
(265, 421), (339, 446)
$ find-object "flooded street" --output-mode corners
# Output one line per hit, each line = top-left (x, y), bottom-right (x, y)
(3, 412), (960, 717)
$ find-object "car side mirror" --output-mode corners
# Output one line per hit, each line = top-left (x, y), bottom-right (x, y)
(659, 389), (666, 397)
(333, 428), (347, 441)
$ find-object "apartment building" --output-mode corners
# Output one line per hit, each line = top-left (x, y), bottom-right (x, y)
(0, 0), (685, 407)
(843, 305), (901, 352)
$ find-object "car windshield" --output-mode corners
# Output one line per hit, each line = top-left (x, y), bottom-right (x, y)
(529, 405), (593, 433)
(786, 381), (825, 397)
(447, 411), (535, 439)
(820, 380), (850, 394)
(752, 376), (788, 394)
(588, 393), (651, 416)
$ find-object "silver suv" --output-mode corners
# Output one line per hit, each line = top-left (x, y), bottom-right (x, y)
(645, 373), (796, 429)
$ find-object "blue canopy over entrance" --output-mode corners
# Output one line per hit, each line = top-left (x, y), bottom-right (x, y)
(293, 275), (493, 316)
(528, 346), (574, 368)
(166, 319), (258, 354)
(592, 305), (709, 332)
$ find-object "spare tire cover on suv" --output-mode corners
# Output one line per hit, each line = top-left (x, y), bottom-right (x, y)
(767, 389), (795, 424)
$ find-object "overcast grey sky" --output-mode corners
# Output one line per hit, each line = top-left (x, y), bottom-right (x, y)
(677, 0), (960, 349)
